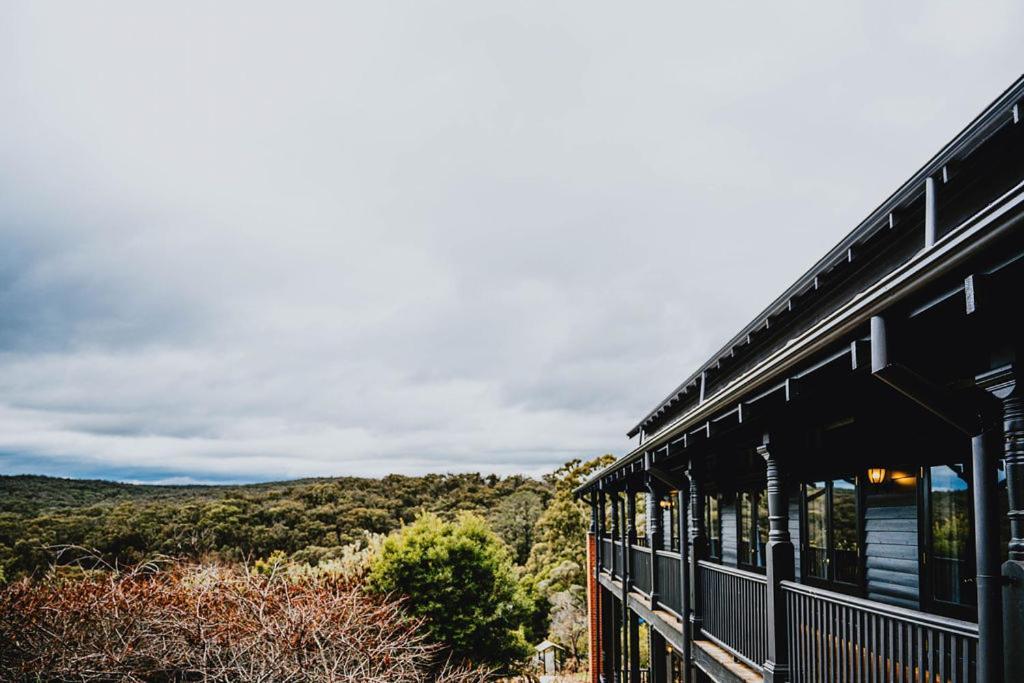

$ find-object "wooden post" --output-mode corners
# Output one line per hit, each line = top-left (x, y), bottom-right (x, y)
(622, 489), (630, 589)
(612, 595), (624, 683)
(760, 433), (794, 683)
(627, 610), (641, 683)
(687, 464), (706, 640)
(601, 587), (616, 683)
(649, 626), (668, 683)
(678, 480), (692, 677)
(611, 491), (620, 577)
(588, 499), (602, 683)
(973, 419), (1005, 683)
(1003, 383), (1024, 682)
(646, 471), (662, 610)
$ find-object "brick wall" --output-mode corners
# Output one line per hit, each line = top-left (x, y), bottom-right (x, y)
(586, 531), (600, 683)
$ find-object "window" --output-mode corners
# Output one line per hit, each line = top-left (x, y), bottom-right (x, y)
(926, 465), (975, 613)
(662, 492), (680, 552)
(922, 461), (1010, 619)
(801, 478), (860, 588)
(738, 489), (768, 569)
(705, 494), (721, 560)
(635, 492), (647, 543)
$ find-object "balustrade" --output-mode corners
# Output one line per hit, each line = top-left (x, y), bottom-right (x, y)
(655, 550), (682, 616)
(630, 545), (652, 594)
(783, 580), (978, 683)
(698, 560), (768, 671)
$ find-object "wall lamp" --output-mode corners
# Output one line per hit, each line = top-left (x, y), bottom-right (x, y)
(867, 468), (887, 485)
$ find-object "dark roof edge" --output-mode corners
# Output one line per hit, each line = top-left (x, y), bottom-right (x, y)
(578, 178), (1024, 496)
(627, 74), (1024, 439)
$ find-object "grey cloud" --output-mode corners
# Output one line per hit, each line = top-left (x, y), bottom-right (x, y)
(1, 1), (1022, 481)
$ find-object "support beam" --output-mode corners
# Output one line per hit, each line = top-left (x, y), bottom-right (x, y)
(871, 314), (992, 434)
(648, 466), (687, 491)
(759, 434), (794, 683)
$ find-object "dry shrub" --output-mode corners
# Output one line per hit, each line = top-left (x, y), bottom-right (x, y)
(0, 559), (489, 682)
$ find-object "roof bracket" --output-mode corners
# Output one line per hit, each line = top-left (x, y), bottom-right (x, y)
(870, 314), (996, 436)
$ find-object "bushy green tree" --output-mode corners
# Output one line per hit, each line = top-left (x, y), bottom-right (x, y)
(488, 489), (544, 565)
(524, 454), (615, 597)
(365, 513), (532, 671)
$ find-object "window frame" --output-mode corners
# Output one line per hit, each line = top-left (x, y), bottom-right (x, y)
(736, 488), (768, 572)
(704, 493), (722, 562)
(799, 476), (864, 594)
(920, 463), (977, 621)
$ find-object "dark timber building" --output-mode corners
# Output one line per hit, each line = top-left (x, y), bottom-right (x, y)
(576, 76), (1024, 683)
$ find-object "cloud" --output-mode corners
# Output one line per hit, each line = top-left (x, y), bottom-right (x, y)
(1, 1), (1022, 481)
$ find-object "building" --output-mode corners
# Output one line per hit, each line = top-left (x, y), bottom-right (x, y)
(576, 75), (1024, 683)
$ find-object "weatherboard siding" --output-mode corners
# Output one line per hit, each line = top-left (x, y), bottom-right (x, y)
(864, 487), (920, 609)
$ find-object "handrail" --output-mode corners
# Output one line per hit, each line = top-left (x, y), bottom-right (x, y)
(654, 549), (681, 559)
(630, 543), (651, 552)
(698, 559), (767, 583)
(780, 580), (977, 637)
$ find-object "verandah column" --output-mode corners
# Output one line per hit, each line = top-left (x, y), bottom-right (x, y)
(627, 610), (641, 683)
(686, 463), (706, 642)
(759, 433), (794, 683)
(626, 488), (637, 591)
(648, 627), (668, 683)
(1002, 380), (1024, 682)
(677, 478), (692, 677)
(601, 587), (616, 683)
(611, 491), (621, 577)
(646, 469), (663, 610)
(973, 405), (1005, 683)
(588, 498), (602, 683)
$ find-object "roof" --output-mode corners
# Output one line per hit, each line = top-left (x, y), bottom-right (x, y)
(576, 74), (1024, 495)
(535, 640), (565, 652)
(626, 74), (1024, 441)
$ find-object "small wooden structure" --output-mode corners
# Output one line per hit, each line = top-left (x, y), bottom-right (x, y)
(535, 640), (566, 675)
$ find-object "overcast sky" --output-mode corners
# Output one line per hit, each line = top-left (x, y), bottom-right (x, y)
(1, 2), (1022, 483)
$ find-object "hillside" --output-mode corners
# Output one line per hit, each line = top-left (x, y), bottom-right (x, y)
(0, 472), (552, 579)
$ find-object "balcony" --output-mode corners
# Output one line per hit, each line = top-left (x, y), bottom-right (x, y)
(600, 535), (980, 683)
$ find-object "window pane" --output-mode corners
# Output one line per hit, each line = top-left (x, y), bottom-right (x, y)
(663, 494), (678, 551)
(635, 493), (647, 539)
(739, 492), (753, 565)
(832, 478), (859, 584)
(999, 464), (1009, 565)
(930, 465), (975, 607)
(805, 482), (828, 579)
(756, 490), (769, 568)
(706, 495), (721, 559)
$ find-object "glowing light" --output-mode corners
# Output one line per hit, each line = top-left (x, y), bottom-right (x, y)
(867, 468), (887, 485)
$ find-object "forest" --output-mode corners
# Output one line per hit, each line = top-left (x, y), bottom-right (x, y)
(0, 471), (552, 577)
(0, 456), (613, 680)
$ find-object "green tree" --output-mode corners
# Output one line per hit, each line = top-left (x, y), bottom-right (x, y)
(488, 489), (544, 565)
(365, 512), (532, 672)
(524, 454), (615, 597)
